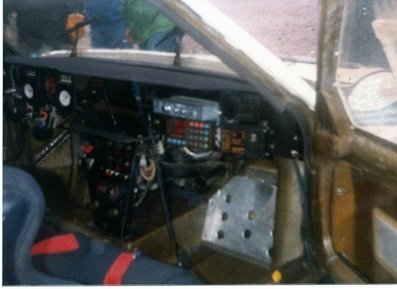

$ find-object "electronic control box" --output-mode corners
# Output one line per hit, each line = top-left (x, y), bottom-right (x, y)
(153, 96), (219, 152)
(221, 124), (267, 158)
(165, 118), (215, 152)
(153, 96), (220, 122)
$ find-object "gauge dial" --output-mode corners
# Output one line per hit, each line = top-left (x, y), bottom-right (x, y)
(23, 83), (34, 99)
(59, 90), (72, 107)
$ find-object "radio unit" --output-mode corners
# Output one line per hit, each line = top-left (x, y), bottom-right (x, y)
(153, 96), (220, 122)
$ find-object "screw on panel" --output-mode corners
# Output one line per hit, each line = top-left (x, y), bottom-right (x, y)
(336, 187), (346, 196)
(247, 211), (256, 220)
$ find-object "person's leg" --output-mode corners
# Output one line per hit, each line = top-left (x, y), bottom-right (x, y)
(142, 31), (181, 53)
(103, 21), (130, 48)
(91, 21), (130, 49)
(90, 26), (108, 48)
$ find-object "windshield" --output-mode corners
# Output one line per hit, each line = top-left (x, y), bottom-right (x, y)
(3, 0), (212, 56)
(336, 0), (397, 144)
(210, 0), (319, 59)
(3, 0), (318, 59)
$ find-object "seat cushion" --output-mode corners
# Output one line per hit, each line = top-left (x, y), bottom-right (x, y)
(3, 167), (76, 285)
(32, 229), (202, 285)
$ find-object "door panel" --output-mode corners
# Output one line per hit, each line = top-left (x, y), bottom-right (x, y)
(316, 0), (397, 282)
(330, 161), (397, 282)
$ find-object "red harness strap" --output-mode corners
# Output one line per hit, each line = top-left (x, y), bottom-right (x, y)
(31, 233), (80, 256)
(103, 252), (135, 285)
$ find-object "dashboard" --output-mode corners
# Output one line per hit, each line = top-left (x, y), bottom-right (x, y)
(3, 56), (304, 239)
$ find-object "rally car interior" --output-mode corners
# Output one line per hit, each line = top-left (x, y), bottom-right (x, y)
(3, 54), (313, 284)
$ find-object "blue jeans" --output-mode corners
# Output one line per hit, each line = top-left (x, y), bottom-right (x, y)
(90, 20), (130, 49)
(141, 30), (183, 53)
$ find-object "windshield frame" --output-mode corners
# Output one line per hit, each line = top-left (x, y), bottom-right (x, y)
(148, 0), (316, 112)
(317, 0), (397, 171)
(334, 0), (397, 144)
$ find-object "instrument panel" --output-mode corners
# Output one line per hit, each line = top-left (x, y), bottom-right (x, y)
(4, 62), (303, 160)
(3, 60), (304, 238)
(20, 66), (74, 112)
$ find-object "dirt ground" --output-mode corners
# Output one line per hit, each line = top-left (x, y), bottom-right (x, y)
(184, 0), (319, 58)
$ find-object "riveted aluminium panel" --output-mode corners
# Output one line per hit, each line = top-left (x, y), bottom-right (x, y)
(202, 176), (276, 265)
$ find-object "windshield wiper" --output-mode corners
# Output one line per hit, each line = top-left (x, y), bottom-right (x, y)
(156, 27), (184, 66)
(64, 17), (97, 57)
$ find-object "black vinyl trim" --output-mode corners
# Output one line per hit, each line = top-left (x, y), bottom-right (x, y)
(4, 55), (255, 92)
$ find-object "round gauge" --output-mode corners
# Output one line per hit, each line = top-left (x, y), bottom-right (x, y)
(59, 90), (72, 107)
(23, 83), (34, 99)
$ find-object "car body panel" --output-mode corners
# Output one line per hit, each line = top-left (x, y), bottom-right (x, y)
(314, 0), (397, 282)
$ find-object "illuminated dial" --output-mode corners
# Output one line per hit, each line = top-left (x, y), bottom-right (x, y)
(24, 83), (34, 99)
(59, 90), (72, 107)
